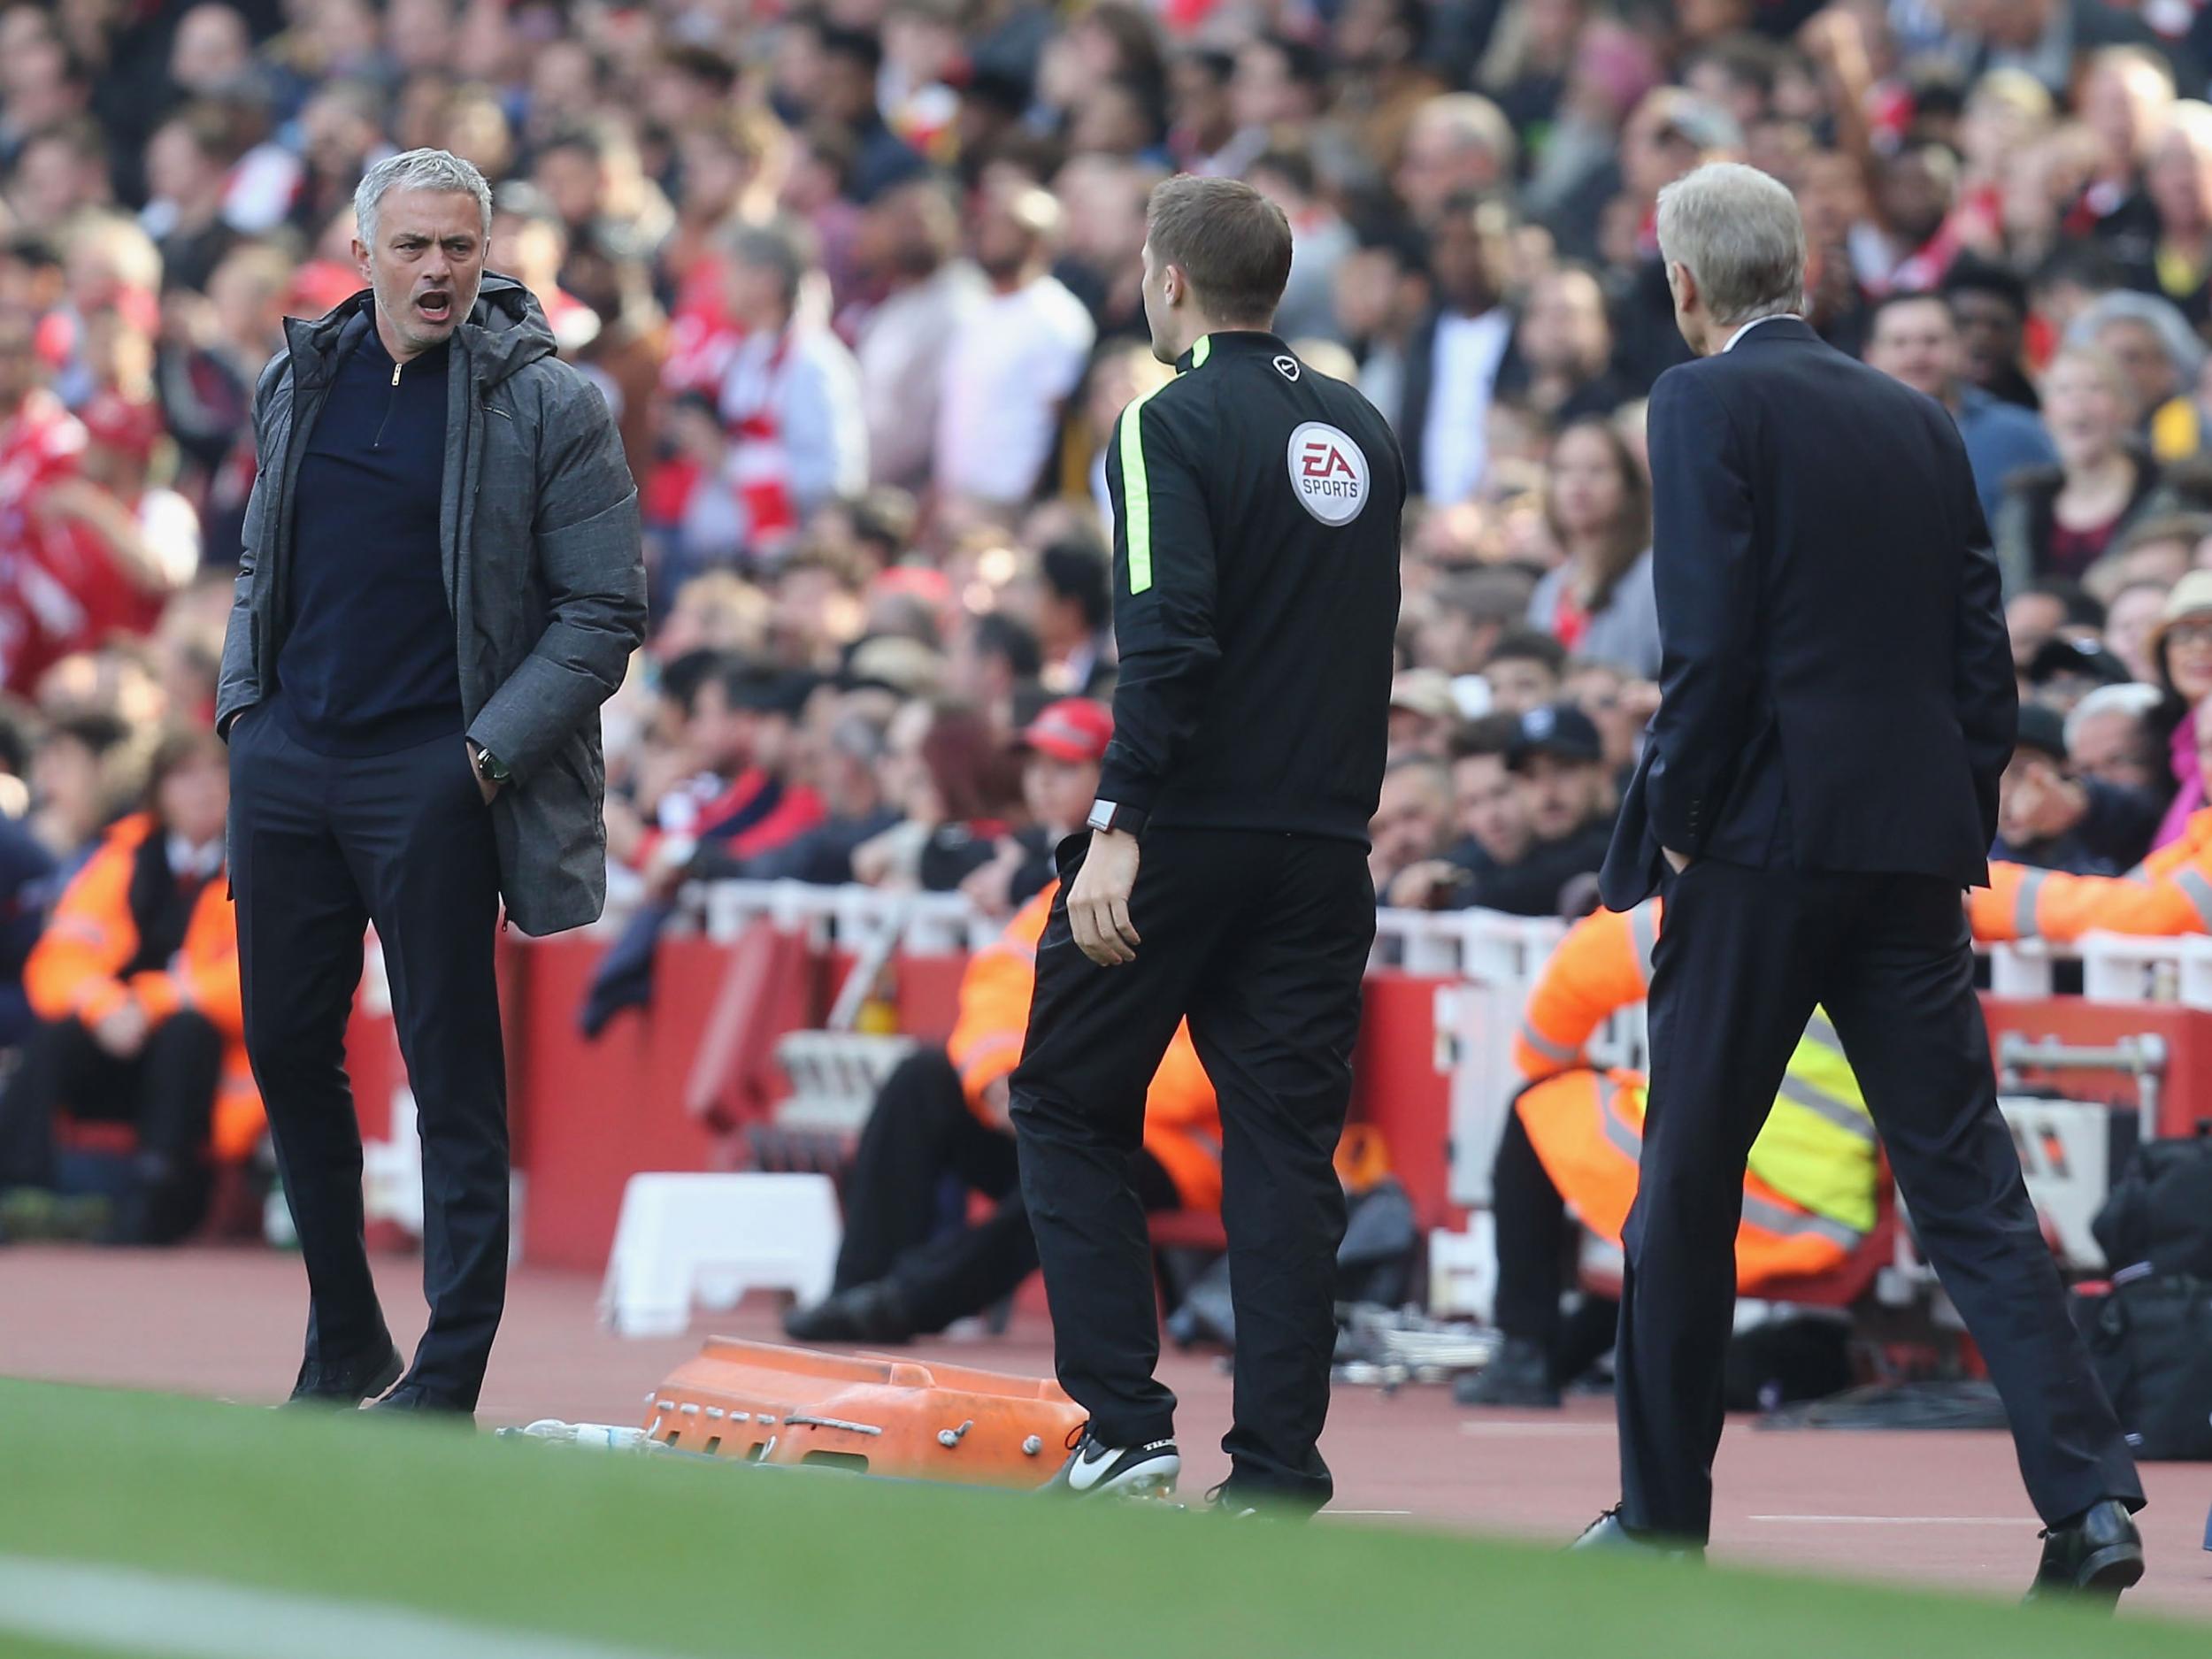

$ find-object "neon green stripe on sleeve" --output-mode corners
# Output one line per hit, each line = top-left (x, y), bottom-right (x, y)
(1118, 386), (1163, 595)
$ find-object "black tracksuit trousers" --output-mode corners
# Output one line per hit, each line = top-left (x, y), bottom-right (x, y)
(1010, 827), (1373, 1510)
(833, 1048), (1178, 1334)
(0, 1010), (225, 1242)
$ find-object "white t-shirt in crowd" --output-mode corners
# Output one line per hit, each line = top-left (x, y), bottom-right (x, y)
(933, 274), (1097, 504)
(856, 261), (986, 491)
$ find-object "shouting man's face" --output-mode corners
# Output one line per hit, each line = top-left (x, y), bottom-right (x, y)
(357, 186), (488, 360)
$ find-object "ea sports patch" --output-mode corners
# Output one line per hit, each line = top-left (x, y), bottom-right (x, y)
(1286, 421), (1370, 526)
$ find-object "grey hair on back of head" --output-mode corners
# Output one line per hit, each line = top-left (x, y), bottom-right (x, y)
(355, 148), (493, 250)
(1655, 161), (1806, 328)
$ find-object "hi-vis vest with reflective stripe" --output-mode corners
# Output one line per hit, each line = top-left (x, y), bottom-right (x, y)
(1513, 899), (1878, 1237)
(1759, 1012), (1878, 1235)
(1973, 807), (2212, 944)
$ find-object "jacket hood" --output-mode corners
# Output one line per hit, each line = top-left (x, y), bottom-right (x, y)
(281, 273), (557, 389)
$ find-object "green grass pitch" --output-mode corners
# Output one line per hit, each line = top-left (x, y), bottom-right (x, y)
(0, 1377), (2199, 1658)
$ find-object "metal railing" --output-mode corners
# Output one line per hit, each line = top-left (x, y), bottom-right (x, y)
(667, 879), (2212, 1017)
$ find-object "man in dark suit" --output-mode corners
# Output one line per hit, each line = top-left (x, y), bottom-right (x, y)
(1395, 191), (1518, 504)
(1582, 162), (2146, 1600)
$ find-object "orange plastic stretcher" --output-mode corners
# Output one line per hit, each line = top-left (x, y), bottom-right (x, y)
(642, 1339), (1087, 1489)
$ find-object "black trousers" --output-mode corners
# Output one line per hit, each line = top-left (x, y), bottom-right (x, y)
(0, 1010), (224, 1241)
(229, 711), (508, 1409)
(1489, 1106), (1618, 1385)
(1621, 859), (2142, 1540)
(1011, 828), (1372, 1509)
(835, 1047), (1178, 1333)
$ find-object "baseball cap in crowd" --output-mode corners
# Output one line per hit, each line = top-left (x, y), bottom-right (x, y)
(1509, 703), (1603, 769)
(1390, 668), (1458, 722)
(2025, 635), (2130, 692)
(1021, 698), (1113, 764)
(2014, 703), (2069, 764)
(286, 258), (364, 319)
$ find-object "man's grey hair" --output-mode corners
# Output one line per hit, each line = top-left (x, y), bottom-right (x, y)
(1655, 162), (1806, 328)
(355, 148), (493, 250)
(2069, 288), (2208, 386)
(2065, 680), (2163, 753)
(721, 219), (812, 310)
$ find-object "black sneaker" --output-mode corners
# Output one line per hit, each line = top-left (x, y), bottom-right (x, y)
(1455, 1336), (1562, 1409)
(365, 1384), (476, 1423)
(1203, 1483), (1263, 1519)
(280, 1341), (404, 1409)
(1044, 1427), (1180, 1498)
(781, 1281), (917, 1346)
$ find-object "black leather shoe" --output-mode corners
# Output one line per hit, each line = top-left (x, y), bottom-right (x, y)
(1455, 1336), (1562, 1409)
(2026, 1500), (2144, 1605)
(365, 1385), (475, 1423)
(781, 1281), (917, 1346)
(1571, 1508), (1701, 1561)
(280, 1341), (403, 1409)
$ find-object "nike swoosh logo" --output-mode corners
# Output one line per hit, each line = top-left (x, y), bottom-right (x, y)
(1065, 1452), (1114, 1493)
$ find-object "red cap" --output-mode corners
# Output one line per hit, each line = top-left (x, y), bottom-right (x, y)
(79, 393), (163, 461)
(1021, 698), (1112, 764)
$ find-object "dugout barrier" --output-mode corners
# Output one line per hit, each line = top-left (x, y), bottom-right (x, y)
(334, 886), (2212, 1274)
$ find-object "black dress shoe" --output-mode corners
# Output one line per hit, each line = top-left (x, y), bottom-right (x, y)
(365, 1385), (475, 1423)
(1455, 1336), (1562, 1409)
(280, 1341), (403, 1409)
(2026, 1499), (2145, 1604)
(1571, 1508), (1702, 1560)
(781, 1281), (917, 1345)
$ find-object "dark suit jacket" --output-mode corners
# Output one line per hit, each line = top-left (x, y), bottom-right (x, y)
(1598, 317), (2017, 911)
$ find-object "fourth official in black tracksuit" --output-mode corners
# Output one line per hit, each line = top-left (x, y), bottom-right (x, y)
(1010, 327), (1404, 1511)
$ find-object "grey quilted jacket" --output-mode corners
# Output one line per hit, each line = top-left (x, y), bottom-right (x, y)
(217, 275), (647, 935)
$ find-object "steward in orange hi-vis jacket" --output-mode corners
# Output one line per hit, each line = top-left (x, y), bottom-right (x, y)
(1463, 898), (1879, 1408)
(1972, 809), (2212, 944)
(783, 878), (1223, 1347)
(0, 790), (257, 1244)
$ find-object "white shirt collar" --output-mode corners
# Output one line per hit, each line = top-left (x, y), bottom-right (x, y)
(1722, 313), (1804, 352)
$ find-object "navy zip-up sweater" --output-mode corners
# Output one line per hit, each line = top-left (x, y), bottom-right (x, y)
(274, 326), (464, 757)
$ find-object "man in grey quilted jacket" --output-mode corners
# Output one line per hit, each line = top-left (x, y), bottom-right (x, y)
(219, 150), (646, 1417)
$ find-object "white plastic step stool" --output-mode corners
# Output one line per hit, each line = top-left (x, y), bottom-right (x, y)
(599, 1172), (842, 1339)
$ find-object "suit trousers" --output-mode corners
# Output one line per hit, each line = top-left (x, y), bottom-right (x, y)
(1619, 858), (2142, 1540)
(1010, 828), (1372, 1509)
(228, 710), (508, 1408)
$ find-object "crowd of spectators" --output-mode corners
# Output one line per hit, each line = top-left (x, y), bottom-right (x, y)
(12, 0), (2212, 1176)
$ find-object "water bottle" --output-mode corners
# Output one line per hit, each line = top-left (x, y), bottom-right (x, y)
(264, 1176), (297, 1249)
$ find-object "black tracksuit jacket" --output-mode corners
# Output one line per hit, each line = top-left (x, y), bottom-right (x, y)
(1096, 329), (1405, 845)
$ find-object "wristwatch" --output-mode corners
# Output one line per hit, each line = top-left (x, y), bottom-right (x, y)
(474, 746), (512, 786)
(1087, 798), (1146, 837)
